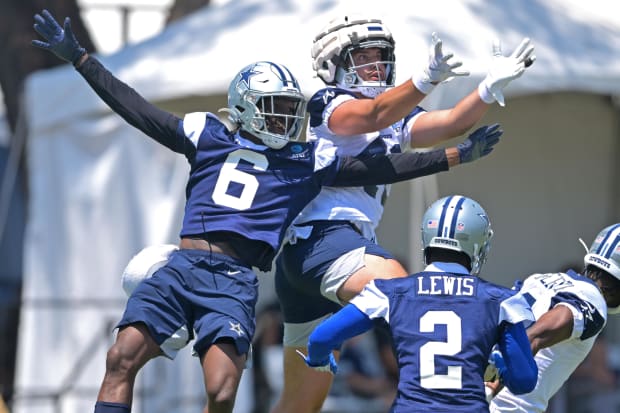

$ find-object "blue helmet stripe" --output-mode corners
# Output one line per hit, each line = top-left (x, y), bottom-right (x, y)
(281, 65), (299, 89)
(596, 224), (620, 255)
(437, 196), (453, 237)
(601, 225), (620, 258)
(448, 196), (466, 238)
(265, 61), (299, 88)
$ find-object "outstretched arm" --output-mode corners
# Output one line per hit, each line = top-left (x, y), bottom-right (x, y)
(328, 32), (468, 136)
(32, 9), (186, 154)
(332, 124), (502, 186)
(408, 37), (535, 148)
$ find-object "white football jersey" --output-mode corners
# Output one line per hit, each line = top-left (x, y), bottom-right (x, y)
(490, 270), (608, 413)
(291, 87), (425, 241)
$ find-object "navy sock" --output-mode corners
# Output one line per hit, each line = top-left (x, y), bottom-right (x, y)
(94, 401), (130, 413)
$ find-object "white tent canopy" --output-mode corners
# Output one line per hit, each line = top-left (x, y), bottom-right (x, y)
(16, 1), (620, 412)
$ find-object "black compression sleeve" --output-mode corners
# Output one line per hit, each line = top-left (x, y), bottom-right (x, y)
(76, 56), (187, 154)
(332, 149), (449, 187)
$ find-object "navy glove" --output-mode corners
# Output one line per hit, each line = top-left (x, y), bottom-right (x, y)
(296, 349), (338, 375)
(457, 123), (503, 164)
(32, 9), (86, 64)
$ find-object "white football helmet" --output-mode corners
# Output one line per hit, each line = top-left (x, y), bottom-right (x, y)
(311, 14), (395, 97)
(225, 61), (307, 149)
(421, 195), (493, 276)
(584, 223), (620, 314)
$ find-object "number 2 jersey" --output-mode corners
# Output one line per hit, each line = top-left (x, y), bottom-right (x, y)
(75, 57), (450, 271)
(490, 270), (607, 413)
(349, 262), (535, 412)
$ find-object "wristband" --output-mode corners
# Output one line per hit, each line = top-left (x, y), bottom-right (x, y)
(478, 81), (495, 104)
(411, 72), (435, 95)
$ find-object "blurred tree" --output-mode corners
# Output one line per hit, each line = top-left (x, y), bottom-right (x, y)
(0, 0), (97, 134)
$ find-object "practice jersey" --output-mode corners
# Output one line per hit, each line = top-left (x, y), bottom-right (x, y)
(490, 270), (608, 413)
(293, 87), (425, 240)
(351, 262), (535, 412)
(178, 112), (343, 270)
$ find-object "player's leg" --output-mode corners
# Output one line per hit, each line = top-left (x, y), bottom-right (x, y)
(190, 250), (259, 413)
(273, 344), (340, 413)
(336, 253), (407, 302)
(272, 221), (402, 413)
(200, 339), (246, 413)
(95, 323), (162, 408)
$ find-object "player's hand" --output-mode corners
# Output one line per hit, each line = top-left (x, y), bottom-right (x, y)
(32, 9), (86, 64)
(490, 349), (508, 380)
(412, 32), (469, 94)
(295, 349), (338, 375)
(457, 123), (502, 164)
(479, 38), (536, 106)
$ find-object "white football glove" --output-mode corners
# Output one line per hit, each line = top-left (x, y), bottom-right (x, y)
(478, 37), (536, 106)
(412, 32), (469, 94)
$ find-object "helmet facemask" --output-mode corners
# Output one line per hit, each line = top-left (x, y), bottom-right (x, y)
(246, 93), (306, 149)
(226, 61), (307, 149)
(335, 40), (395, 97)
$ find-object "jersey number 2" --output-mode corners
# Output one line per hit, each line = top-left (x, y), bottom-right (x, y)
(419, 310), (462, 389)
(212, 150), (268, 210)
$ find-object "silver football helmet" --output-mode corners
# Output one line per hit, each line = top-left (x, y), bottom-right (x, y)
(584, 223), (620, 314)
(311, 14), (395, 98)
(421, 195), (493, 276)
(225, 61), (307, 149)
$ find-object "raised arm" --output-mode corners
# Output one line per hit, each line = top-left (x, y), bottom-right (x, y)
(32, 9), (186, 154)
(328, 32), (468, 136)
(408, 38), (536, 148)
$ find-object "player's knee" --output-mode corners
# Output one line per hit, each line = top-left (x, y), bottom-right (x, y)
(105, 343), (140, 378)
(206, 377), (237, 411)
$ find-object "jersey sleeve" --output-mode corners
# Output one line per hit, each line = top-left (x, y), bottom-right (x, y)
(329, 148), (449, 187)
(76, 56), (189, 154)
(403, 106), (427, 149)
(307, 88), (356, 129)
(349, 280), (390, 322)
(552, 292), (606, 340)
(499, 292), (536, 327)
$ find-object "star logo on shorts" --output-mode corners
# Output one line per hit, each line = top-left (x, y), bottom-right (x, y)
(229, 321), (244, 337)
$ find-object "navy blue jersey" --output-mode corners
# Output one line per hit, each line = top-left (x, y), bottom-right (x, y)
(178, 112), (339, 269)
(350, 267), (534, 411)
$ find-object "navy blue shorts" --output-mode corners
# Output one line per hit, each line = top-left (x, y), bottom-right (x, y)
(275, 221), (393, 323)
(118, 248), (258, 357)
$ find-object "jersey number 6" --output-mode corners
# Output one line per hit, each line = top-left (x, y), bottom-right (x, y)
(212, 150), (268, 210)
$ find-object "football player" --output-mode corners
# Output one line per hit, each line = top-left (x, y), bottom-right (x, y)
(31, 9), (502, 413)
(489, 224), (620, 412)
(301, 195), (538, 412)
(272, 14), (535, 413)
